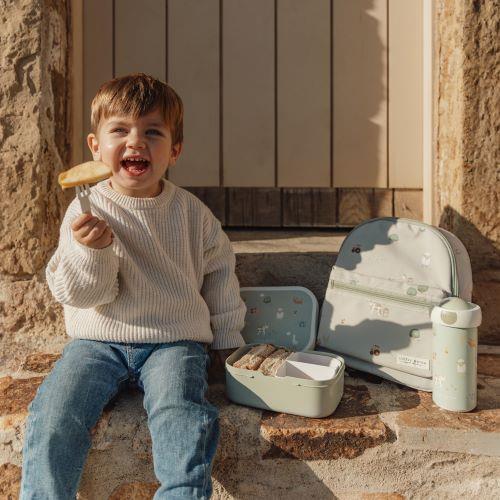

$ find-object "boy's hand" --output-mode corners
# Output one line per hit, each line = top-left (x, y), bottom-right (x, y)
(71, 213), (114, 249)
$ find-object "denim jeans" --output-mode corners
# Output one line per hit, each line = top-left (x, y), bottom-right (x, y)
(20, 339), (219, 499)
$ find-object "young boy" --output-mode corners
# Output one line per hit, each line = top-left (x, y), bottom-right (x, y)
(20, 73), (246, 499)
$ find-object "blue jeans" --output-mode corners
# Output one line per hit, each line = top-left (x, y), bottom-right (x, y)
(20, 339), (219, 499)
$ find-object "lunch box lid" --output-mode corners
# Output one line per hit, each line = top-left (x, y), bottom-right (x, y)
(240, 286), (318, 351)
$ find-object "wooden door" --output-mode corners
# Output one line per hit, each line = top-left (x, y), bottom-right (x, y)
(74, 0), (424, 226)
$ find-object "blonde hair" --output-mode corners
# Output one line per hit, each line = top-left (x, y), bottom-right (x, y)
(90, 73), (184, 145)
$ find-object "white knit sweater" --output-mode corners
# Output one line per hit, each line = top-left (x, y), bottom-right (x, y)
(46, 178), (247, 349)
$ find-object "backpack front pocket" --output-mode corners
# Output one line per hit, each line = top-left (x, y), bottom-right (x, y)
(318, 271), (447, 378)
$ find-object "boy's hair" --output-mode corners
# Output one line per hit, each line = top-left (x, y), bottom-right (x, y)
(90, 73), (183, 145)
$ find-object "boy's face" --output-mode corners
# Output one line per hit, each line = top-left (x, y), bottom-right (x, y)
(87, 108), (182, 198)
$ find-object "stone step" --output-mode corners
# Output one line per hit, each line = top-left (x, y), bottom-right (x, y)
(1, 230), (499, 498)
(1, 351), (499, 498)
(228, 228), (347, 299)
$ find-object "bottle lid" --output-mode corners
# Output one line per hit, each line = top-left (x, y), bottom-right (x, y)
(431, 297), (482, 328)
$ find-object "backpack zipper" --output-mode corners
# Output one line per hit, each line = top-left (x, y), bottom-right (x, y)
(332, 280), (441, 309)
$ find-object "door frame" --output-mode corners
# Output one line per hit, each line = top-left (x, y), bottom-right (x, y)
(422, 0), (434, 225)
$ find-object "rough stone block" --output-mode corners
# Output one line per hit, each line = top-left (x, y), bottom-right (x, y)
(21, 353), (60, 373)
(0, 376), (43, 417)
(394, 376), (500, 456)
(472, 274), (500, 345)
(0, 276), (66, 373)
(0, 0), (72, 277)
(478, 352), (500, 378)
(260, 385), (393, 460)
(0, 463), (21, 499)
(108, 482), (159, 499)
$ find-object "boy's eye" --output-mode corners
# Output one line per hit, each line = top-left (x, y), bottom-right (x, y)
(146, 129), (163, 136)
(111, 128), (127, 134)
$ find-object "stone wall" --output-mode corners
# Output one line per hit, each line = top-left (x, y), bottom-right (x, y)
(434, 0), (500, 344)
(0, 0), (73, 370)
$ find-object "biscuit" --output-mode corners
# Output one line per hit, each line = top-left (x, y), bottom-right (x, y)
(257, 348), (291, 375)
(232, 344), (276, 370)
(58, 161), (112, 189)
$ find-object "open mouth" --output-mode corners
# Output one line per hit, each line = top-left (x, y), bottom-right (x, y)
(120, 157), (150, 176)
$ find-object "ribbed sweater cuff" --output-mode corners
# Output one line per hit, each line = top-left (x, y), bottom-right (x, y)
(72, 239), (115, 262)
(210, 330), (246, 350)
(65, 240), (118, 291)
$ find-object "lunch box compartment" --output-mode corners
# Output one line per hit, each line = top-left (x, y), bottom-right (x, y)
(276, 354), (342, 381)
(226, 343), (345, 418)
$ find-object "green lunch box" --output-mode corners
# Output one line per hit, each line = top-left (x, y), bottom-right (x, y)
(225, 287), (345, 418)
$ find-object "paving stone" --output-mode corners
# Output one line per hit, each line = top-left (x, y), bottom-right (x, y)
(396, 382), (499, 432)
(260, 385), (393, 460)
(209, 384), (265, 460)
(395, 377), (500, 456)
(87, 388), (148, 455)
(109, 481), (159, 499)
(0, 463), (21, 499)
(361, 494), (405, 500)
(478, 353), (500, 377)
(0, 376), (43, 417)
(90, 406), (115, 451)
(21, 353), (60, 373)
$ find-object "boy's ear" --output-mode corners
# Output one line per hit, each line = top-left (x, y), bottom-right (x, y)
(169, 142), (183, 166)
(87, 133), (101, 161)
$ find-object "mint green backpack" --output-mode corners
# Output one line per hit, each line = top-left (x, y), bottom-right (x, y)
(317, 217), (473, 391)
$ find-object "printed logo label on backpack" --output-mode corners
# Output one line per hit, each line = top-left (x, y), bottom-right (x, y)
(397, 355), (430, 371)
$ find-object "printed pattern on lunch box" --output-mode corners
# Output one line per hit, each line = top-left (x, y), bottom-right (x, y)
(317, 217), (473, 390)
(240, 287), (318, 351)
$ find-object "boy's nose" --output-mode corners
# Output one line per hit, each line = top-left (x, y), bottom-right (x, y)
(126, 133), (146, 149)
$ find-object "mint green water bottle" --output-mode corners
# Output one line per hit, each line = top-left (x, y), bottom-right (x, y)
(431, 298), (482, 412)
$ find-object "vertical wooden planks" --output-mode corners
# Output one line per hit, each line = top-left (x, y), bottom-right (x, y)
(283, 189), (336, 227)
(277, 0), (331, 187)
(223, 0), (275, 187)
(183, 187), (226, 223)
(394, 189), (423, 220)
(388, 0), (423, 188)
(83, 0), (113, 160)
(333, 0), (388, 188)
(226, 188), (282, 227)
(338, 188), (395, 226)
(114, 0), (166, 80)
(167, 0), (220, 187)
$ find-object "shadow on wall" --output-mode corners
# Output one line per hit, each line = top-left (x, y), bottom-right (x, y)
(336, 0), (386, 187)
(439, 205), (500, 272)
(439, 205), (500, 345)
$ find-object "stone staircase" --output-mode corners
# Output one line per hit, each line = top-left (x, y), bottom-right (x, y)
(1, 230), (499, 499)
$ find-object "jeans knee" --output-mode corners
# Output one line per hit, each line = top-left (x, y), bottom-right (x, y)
(27, 383), (88, 439)
(27, 404), (84, 441)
